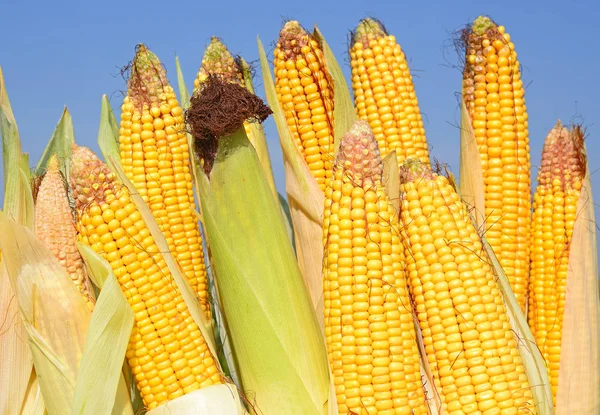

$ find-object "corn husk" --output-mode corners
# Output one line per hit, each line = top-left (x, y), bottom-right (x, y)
(382, 150), (399, 214)
(555, 152), (600, 414)
(0, 66), (44, 415)
(146, 384), (246, 415)
(455, 109), (555, 413)
(34, 107), (74, 176)
(97, 95), (120, 165)
(195, 126), (330, 414)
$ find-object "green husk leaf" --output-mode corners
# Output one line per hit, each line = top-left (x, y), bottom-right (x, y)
(34, 107), (74, 177)
(175, 55), (191, 110)
(97, 95), (120, 166)
(555, 156), (600, 414)
(145, 384), (246, 415)
(258, 37), (325, 324)
(0, 210), (91, 415)
(238, 57), (277, 198)
(107, 156), (219, 360)
(196, 127), (330, 414)
(72, 245), (134, 415)
(278, 192), (296, 251)
(382, 150), (399, 214)
(1, 66), (23, 219)
(458, 98), (485, 226)
(18, 166), (34, 230)
(312, 25), (355, 153)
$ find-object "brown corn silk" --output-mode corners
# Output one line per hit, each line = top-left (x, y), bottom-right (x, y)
(118, 45), (210, 320)
(399, 159), (535, 414)
(528, 122), (586, 405)
(462, 16), (531, 312)
(70, 144), (222, 410)
(34, 156), (95, 310)
(350, 18), (429, 167)
(274, 20), (335, 191)
(323, 120), (427, 414)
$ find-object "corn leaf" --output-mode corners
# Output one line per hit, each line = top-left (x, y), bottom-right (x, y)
(20, 369), (45, 415)
(175, 55), (191, 110)
(97, 95), (120, 166)
(313, 26), (355, 153)
(382, 150), (399, 214)
(196, 127), (330, 414)
(19, 166), (34, 230)
(34, 107), (74, 177)
(277, 192), (296, 252)
(1, 66), (22, 219)
(555, 164), (600, 414)
(0, 210), (91, 415)
(458, 99), (485, 226)
(145, 384), (246, 415)
(239, 57), (278, 198)
(258, 37), (325, 327)
(72, 244), (134, 415)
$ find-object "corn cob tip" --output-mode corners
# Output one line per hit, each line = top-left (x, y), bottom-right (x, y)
(471, 15), (496, 35)
(352, 18), (387, 46)
(398, 158), (435, 183)
(70, 144), (116, 211)
(196, 36), (242, 87)
(277, 20), (313, 60)
(336, 120), (382, 186)
(127, 43), (168, 109)
(539, 122), (586, 190)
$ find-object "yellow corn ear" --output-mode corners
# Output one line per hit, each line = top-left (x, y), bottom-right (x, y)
(34, 155), (95, 310)
(119, 45), (210, 321)
(70, 144), (222, 410)
(350, 18), (429, 166)
(274, 21), (335, 191)
(323, 120), (427, 414)
(462, 16), (531, 312)
(399, 159), (536, 414)
(529, 121), (586, 404)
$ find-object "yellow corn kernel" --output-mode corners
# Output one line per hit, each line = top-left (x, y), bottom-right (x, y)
(462, 16), (531, 312)
(350, 18), (429, 166)
(323, 121), (427, 414)
(70, 144), (222, 410)
(528, 121), (586, 404)
(274, 21), (335, 191)
(399, 159), (536, 414)
(119, 44), (210, 321)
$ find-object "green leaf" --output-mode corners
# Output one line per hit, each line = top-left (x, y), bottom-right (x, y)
(18, 166), (34, 230)
(34, 107), (74, 177)
(313, 25), (355, 153)
(277, 192), (295, 252)
(72, 246), (134, 415)
(97, 95), (120, 166)
(0, 66), (23, 219)
(196, 127), (330, 414)
(175, 55), (191, 110)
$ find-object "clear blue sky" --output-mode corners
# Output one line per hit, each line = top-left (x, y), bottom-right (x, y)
(1, 0), (599, 239)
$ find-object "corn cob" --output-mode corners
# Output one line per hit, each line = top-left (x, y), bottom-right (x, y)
(350, 18), (429, 166)
(119, 45), (210, 320)
(34, 155), (95, 310)
(274, 20), (335, 191)
(528, 121), (586, 404)
(70, 144), (222, 410)
(323, 120), (426, 414)
(462, 16), (531, 312)
(399, 159), (535, 414)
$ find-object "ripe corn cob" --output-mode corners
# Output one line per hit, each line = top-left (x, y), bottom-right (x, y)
(70, 144), (222, 410)
(34, 156), (95, 310)
(399, 159), (535, 414)
(119, 45), (210, 320)
(274, 20), (335, 191)
(323, 120), (426, 414)
(350, 18), (429, 166)
(462, 16), (531, 312)
(528, 121), (586, 404)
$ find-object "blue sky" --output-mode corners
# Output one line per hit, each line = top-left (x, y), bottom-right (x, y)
(1, 0), (598, 235)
